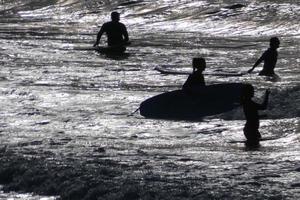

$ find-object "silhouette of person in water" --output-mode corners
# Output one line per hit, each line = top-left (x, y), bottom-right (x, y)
(241, 84), (270, 148)
(182, 58), (206, 90)
(93, 11), (129, 48)
(248, 37), (280, 76)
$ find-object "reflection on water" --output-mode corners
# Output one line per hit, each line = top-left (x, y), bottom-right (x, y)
(0, 185), (57, 200)
(0, 0), (299, 199)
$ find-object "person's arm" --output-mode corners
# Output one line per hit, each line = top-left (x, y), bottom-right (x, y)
(182, 75), (192, 90)
(93, 25), (105, 47)
(122, 24), (129, 43)
(248, 52), (265, 73)
(257, 89), (270, 110)
(201, 74), (205, 86)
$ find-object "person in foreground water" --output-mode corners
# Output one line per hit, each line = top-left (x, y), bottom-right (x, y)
(241, 84), (270, 148)
(182, 57), (206, 91)
(93, 11), (129, 51)
(248, 37), (280, 76)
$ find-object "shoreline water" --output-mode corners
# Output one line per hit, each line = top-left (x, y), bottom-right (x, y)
(0, 185), (56, 200)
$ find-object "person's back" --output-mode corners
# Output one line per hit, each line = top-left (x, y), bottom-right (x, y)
(248, 37), (280, 76)
(94, 11), (129, 47)
(101, 21), (128, 46)
(242, 97), (260, 129)
(182, 58), (206, 91)
(259, 47), (278, 76)
(241, 84), (270, 148)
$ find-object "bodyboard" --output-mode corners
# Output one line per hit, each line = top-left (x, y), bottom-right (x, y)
(140, 83), (243, 120)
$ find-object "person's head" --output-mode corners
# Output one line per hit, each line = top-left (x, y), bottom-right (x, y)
(269, 37), (280, 49)
(111, 11), (120, 22)
(241, 84), (254, 100)
(192, 57), (206, 72)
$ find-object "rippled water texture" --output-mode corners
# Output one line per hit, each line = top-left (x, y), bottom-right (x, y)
(0, 0), (300, 199)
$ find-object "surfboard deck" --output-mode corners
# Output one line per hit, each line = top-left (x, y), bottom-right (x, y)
(154, 66), (245, 77)
(140, 83), (243, 120)
(154, 67), (190, 75)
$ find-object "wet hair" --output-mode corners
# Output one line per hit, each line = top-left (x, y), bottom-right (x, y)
(241, 84), (254, 101)
(111, 11), (120, 21)
(270, 37), (280, 48)
(192, 57), (206, 72)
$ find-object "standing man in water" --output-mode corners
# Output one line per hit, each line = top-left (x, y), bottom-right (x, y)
(248, 37), (280, 76)
(241, 84), (270, 148)
(93, 11), (129, 52)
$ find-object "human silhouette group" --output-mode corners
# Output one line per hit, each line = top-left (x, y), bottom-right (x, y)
(94, 12), (280, 149)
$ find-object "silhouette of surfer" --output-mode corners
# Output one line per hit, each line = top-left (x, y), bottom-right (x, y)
(93, 12), (129, 53)
(241, 84), (270, 148)
(248, 37), (280, 76)
(182, 58), (206, 91)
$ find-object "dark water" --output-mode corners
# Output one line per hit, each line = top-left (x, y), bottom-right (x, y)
(0, 0), (299, 199)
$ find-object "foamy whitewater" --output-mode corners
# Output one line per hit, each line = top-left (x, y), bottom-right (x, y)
(0, 0), (299, 199)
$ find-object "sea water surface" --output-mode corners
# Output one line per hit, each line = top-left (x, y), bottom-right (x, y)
(0, 0), (299, 199)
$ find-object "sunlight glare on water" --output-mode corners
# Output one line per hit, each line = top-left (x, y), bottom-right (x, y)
(0, 0), (299, 199)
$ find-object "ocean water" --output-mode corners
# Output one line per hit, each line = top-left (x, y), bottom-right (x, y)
(0, 0), (299, 199)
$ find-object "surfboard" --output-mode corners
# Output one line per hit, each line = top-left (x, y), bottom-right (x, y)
(95, 45), (127, 55)
(154, 66), (246, 77)
(228, 136), (282, 144)
(140, 83), (243, 120)
(154, 67), (190, 75)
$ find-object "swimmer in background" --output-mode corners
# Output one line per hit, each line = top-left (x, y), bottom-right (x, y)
(248, 37), (280, 76)
(93, 11), (129, 48)
(241, 84), (270, 148)
(182, 57), (206, 91)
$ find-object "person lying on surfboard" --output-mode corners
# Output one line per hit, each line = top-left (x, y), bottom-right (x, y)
(248, 37), (280, 77)
(93, 12), (129, 50)
(182, 57), (206, 91)
(241, 84), (270, 148)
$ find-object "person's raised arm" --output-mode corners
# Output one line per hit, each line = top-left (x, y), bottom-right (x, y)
(123, 25), (129, 43)
(93, 26), (105, 47)
(248, 53), (265, 73)
(257, 89), (270, 110)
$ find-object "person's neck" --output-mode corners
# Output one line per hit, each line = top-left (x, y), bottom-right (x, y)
(270, 47), (277, 50)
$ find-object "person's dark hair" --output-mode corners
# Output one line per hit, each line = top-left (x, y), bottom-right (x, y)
(270, 37), (280, 48)
(192, 57), (206, 72)
(241, 84), (254, 102)
(111, 11), (120, 21)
